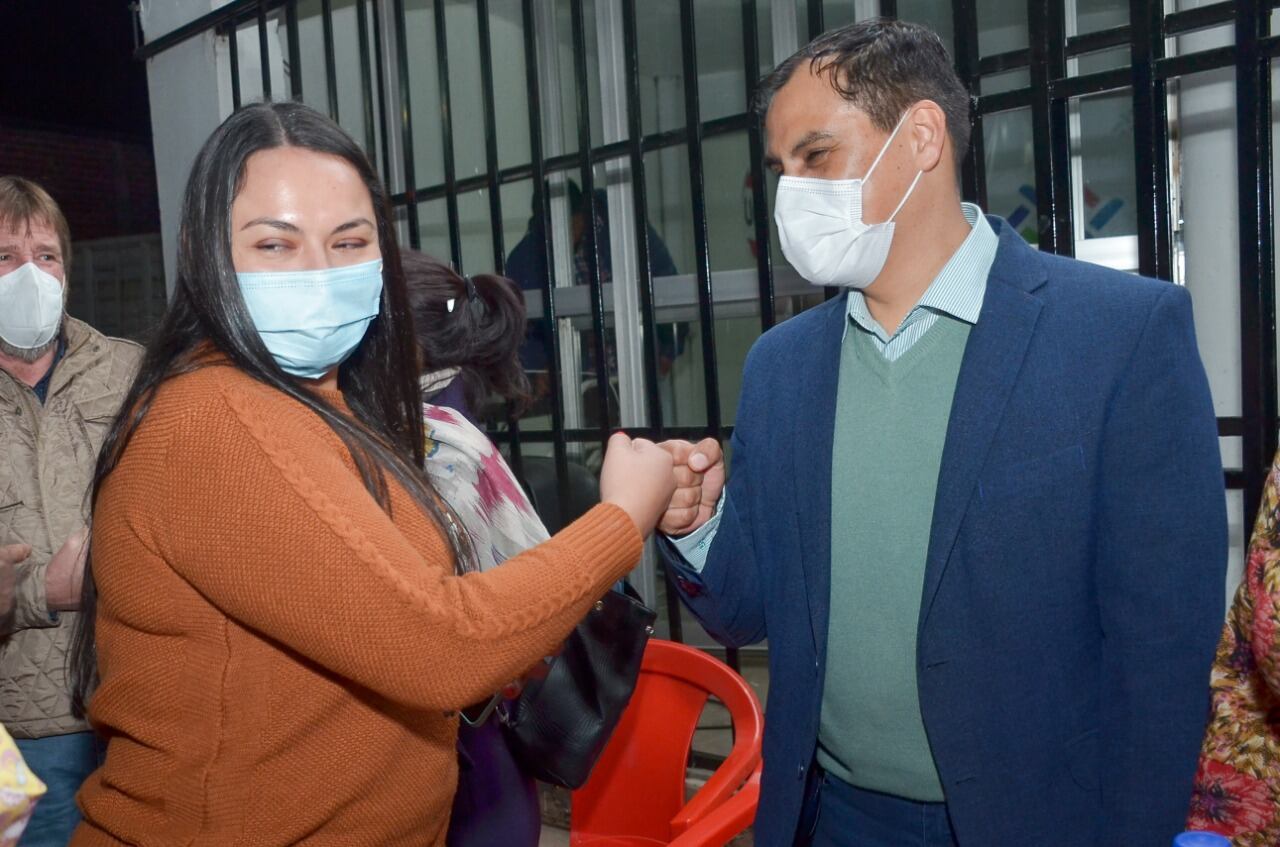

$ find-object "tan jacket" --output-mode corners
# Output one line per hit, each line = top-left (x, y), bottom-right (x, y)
(0, 318), (141, 738)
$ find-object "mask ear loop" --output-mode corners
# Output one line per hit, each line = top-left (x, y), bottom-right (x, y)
(861, 108), (914, 185)
(863, 108), (924, 225)
(886, 170), (924, 224)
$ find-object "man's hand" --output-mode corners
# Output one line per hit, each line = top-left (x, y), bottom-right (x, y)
(0, 544), (30, 568)
(46, 527), (89, 613)
(657, 438), (725, 537)
(0, 544), (28, 620)
(600, 433), (677, 538)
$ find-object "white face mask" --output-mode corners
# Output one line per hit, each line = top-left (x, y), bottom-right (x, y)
(237, 258), (384, 380)
(0, 262), (64, 350)
(773, 110), (923, 290)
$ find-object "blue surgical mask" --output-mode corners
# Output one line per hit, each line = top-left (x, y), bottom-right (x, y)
(237, 258), (384, 379)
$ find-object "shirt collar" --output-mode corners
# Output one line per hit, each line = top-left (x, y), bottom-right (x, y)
(846, 203), (997, 338)
(32, 334), (68, 405)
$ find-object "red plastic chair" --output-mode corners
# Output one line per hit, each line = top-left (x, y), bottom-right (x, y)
(667, 769), (762, 847)
(570, 639), (764, 846)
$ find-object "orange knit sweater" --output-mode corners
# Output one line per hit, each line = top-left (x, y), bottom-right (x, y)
(72, 362), (642, 846)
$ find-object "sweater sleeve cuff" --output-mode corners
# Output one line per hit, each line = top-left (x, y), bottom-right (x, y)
(552, 503), (644, 586)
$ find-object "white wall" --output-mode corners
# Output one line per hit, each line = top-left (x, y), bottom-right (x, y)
(139, 0), (237, 294)
(1175, 1), (1248, 599)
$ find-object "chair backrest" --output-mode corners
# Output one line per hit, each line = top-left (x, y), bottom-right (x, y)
(570, 640), (764, 845)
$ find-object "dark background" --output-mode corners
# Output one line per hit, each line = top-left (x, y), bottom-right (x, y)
(2, 0), (151, 138)
(1, 1), (159, 242)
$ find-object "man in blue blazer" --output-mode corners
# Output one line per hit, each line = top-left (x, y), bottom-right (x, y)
(657, 19), (1227, 847)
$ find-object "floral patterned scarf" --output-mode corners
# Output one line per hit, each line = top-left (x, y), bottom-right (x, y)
(419, 376), (549, 571)
(1189, 457), (1280, 844)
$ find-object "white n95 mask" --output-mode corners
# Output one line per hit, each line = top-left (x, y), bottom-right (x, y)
(0, 262), (64, 349)
(773, 110), (923, 290)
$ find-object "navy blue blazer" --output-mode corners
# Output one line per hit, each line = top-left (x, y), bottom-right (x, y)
(663, 217), (1227, 846)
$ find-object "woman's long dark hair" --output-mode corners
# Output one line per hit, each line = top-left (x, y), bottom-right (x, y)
(400, 249), (530, 415)
(70, 101), (472, 717)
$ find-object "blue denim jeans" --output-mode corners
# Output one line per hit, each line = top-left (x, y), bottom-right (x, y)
(14, 732), (102, 847)
(809, 769), (959, 847)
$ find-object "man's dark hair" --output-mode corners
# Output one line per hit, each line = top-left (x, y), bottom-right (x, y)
(756, 19), (973, 168)
(529, 178), (584, 222)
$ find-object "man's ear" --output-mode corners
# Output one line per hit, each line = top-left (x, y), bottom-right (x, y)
(908, 100), (949, 175)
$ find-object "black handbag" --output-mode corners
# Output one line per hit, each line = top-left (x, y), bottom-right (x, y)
(500, 581), (657, 789)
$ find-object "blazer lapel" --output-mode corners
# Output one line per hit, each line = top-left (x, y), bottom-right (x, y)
(920, 222), (1047, 627)
(794, 295), (847, 660)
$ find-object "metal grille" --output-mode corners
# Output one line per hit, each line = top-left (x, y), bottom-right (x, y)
(137, 0), (1279, 623)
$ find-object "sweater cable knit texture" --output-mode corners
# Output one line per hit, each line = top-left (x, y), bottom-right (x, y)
(72, 361), (642, 846)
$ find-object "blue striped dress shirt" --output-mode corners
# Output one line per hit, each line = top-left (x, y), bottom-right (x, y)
(844, 203), (997, 359)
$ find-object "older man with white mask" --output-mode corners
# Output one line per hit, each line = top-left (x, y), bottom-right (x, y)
(0, 176), (141, 846)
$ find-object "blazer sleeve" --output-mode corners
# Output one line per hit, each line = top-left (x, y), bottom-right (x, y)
(1095, 284), (1227, 846)
(129, 384), (643, 712)
(660, 348), (769, 648)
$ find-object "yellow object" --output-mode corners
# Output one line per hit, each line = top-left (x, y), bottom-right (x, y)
(0, 725), (45, 845)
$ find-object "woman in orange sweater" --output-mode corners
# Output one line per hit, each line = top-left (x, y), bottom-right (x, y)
(66, 102), (676, 846)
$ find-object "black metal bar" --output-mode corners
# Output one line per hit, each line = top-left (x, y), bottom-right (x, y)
(1027, 0), (1073, 255)
(1165, 1), (1237, 37)
(952, 0), (986, 208)
(228, 16), (243, 109)
(321, 0), (340, 120)
(806, 0), (824, 40)
(1049, 66), (1132, 99)
(1155, 45), (1239, 79)
(257, 0), (272, 98)
(520, 0), (572, 525)
(622, 0), (666, 433)
(135, 0), (282, 60)
(286, 0), (302, 99)
(130, 1), (144, 51)
(369, 0), (394, 193)
(1065, 24), (1129, 57)
(977, 48), (1032, 75)
(679, 0), (723, 439)
(474, 0), (522, 479)
(880, 0), (898, 20)
(432, 0), (464, 271)
(355, 0), (378, 161)
(743, 0), (775, 332)
(976, 87), (1035, 115)
(388, 114), (757, 205)
(569, 0), (613, 447)
(1265, 34), (1280, 57)
(476, 0), (507, 275)
(1129, 0), (1172, 280)
(1235, 0), (1277, 536)
(390, 0), (421, 247)
(1219, 417), (1247, 436)
(1226, 470), (1248, 489)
